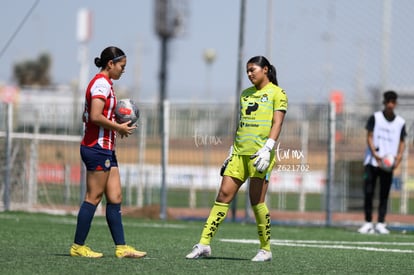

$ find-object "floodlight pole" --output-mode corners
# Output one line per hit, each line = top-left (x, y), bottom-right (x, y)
(159, 35), (170, 220)
(231, 0), (246, 222)
(77, 8), (92, 204)
(155, 0), (177, 220)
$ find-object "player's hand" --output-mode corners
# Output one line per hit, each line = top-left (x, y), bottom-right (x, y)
(220, 145), (233, 176)
(250, 139), (275, 172)
(118, 120), (137, 138)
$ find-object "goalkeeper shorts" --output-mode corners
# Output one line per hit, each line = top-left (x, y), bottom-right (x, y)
(223, 154), (275, 182)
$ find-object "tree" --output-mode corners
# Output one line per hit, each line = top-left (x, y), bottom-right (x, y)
(13, 53), (52, 86)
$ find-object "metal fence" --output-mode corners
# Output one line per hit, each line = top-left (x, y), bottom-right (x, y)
(1, 92), (414, 216)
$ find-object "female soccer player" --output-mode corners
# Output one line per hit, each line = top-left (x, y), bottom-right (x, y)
(70, 46), (146, 258)
(186, 56), (288, 262)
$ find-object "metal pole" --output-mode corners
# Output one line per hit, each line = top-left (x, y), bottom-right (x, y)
(3, 102), (12, 211)
(28, 111), (39, 207)
(232, 0), (246, 222)
(78, 43), (88, 204)
(159, 36), (169, 220)
(400, 139), (409, 214)
(299, 120), (309, 212)
(64, 165), (71, 205)
(137, 116), (146, 207)
(380, 0), (392, 91)
(77, 8), (91, 204)
(266, 0), (273, 60)
(234, 0), (246, 123)
(154, 0), (187, 220)
(326, 102), (336, 226)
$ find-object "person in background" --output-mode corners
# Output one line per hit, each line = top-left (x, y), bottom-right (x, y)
(70, 46), (146, 258)
(185, 56), (288, 262)
(358, 90), (406, 234)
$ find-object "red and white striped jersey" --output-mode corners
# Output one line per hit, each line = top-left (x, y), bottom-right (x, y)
(81, 73), (117, 150)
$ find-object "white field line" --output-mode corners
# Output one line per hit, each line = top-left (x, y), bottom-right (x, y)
(220, 239), (414, 254)
(272, 239), (414, 246)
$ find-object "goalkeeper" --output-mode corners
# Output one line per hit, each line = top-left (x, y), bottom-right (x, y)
(186, 55), (288, 262)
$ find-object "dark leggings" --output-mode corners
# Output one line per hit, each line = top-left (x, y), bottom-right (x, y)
(363, 165), (393, 223)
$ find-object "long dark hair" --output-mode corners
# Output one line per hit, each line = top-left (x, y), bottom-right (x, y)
(94, 46), (126, 69)
(247, 56), (278, 85)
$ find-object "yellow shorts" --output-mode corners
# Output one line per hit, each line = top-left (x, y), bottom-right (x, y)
(223, 153), (275, 182)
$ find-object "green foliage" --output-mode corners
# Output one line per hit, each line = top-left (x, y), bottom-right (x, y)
(13, 52), (52, 86)
(1, 212), (414, 274)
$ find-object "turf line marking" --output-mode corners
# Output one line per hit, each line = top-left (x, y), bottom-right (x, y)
(272, 239), (414, 246)
(272, 242), (414, 253)
(220, 239), (414, 254)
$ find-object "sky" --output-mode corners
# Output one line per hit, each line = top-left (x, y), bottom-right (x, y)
(1, 0), (414, 104)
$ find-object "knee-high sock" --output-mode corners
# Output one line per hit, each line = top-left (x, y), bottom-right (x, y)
(74, 201), (97, 245)
(252, 203), (271, 251)
(199, 201), (229, 245)
(106, 203), (126, 245)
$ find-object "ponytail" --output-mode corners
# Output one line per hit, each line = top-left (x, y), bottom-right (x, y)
(268, 65), (278, 85)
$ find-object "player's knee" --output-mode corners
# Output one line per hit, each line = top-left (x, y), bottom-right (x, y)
(107, 193), (122, 204)
(216, 191), (234, 204)
(85, 193), (103, 206)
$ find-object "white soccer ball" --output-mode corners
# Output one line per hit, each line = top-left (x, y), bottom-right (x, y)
(114, 98), (140, 126)
(380, 154), (395, 172)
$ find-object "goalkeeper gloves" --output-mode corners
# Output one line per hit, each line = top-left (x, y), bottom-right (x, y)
(250, 139), (275, 172)
(220, 145), (233, 176)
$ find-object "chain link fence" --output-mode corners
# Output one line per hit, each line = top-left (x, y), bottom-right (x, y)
(1, 90), (413, 216)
